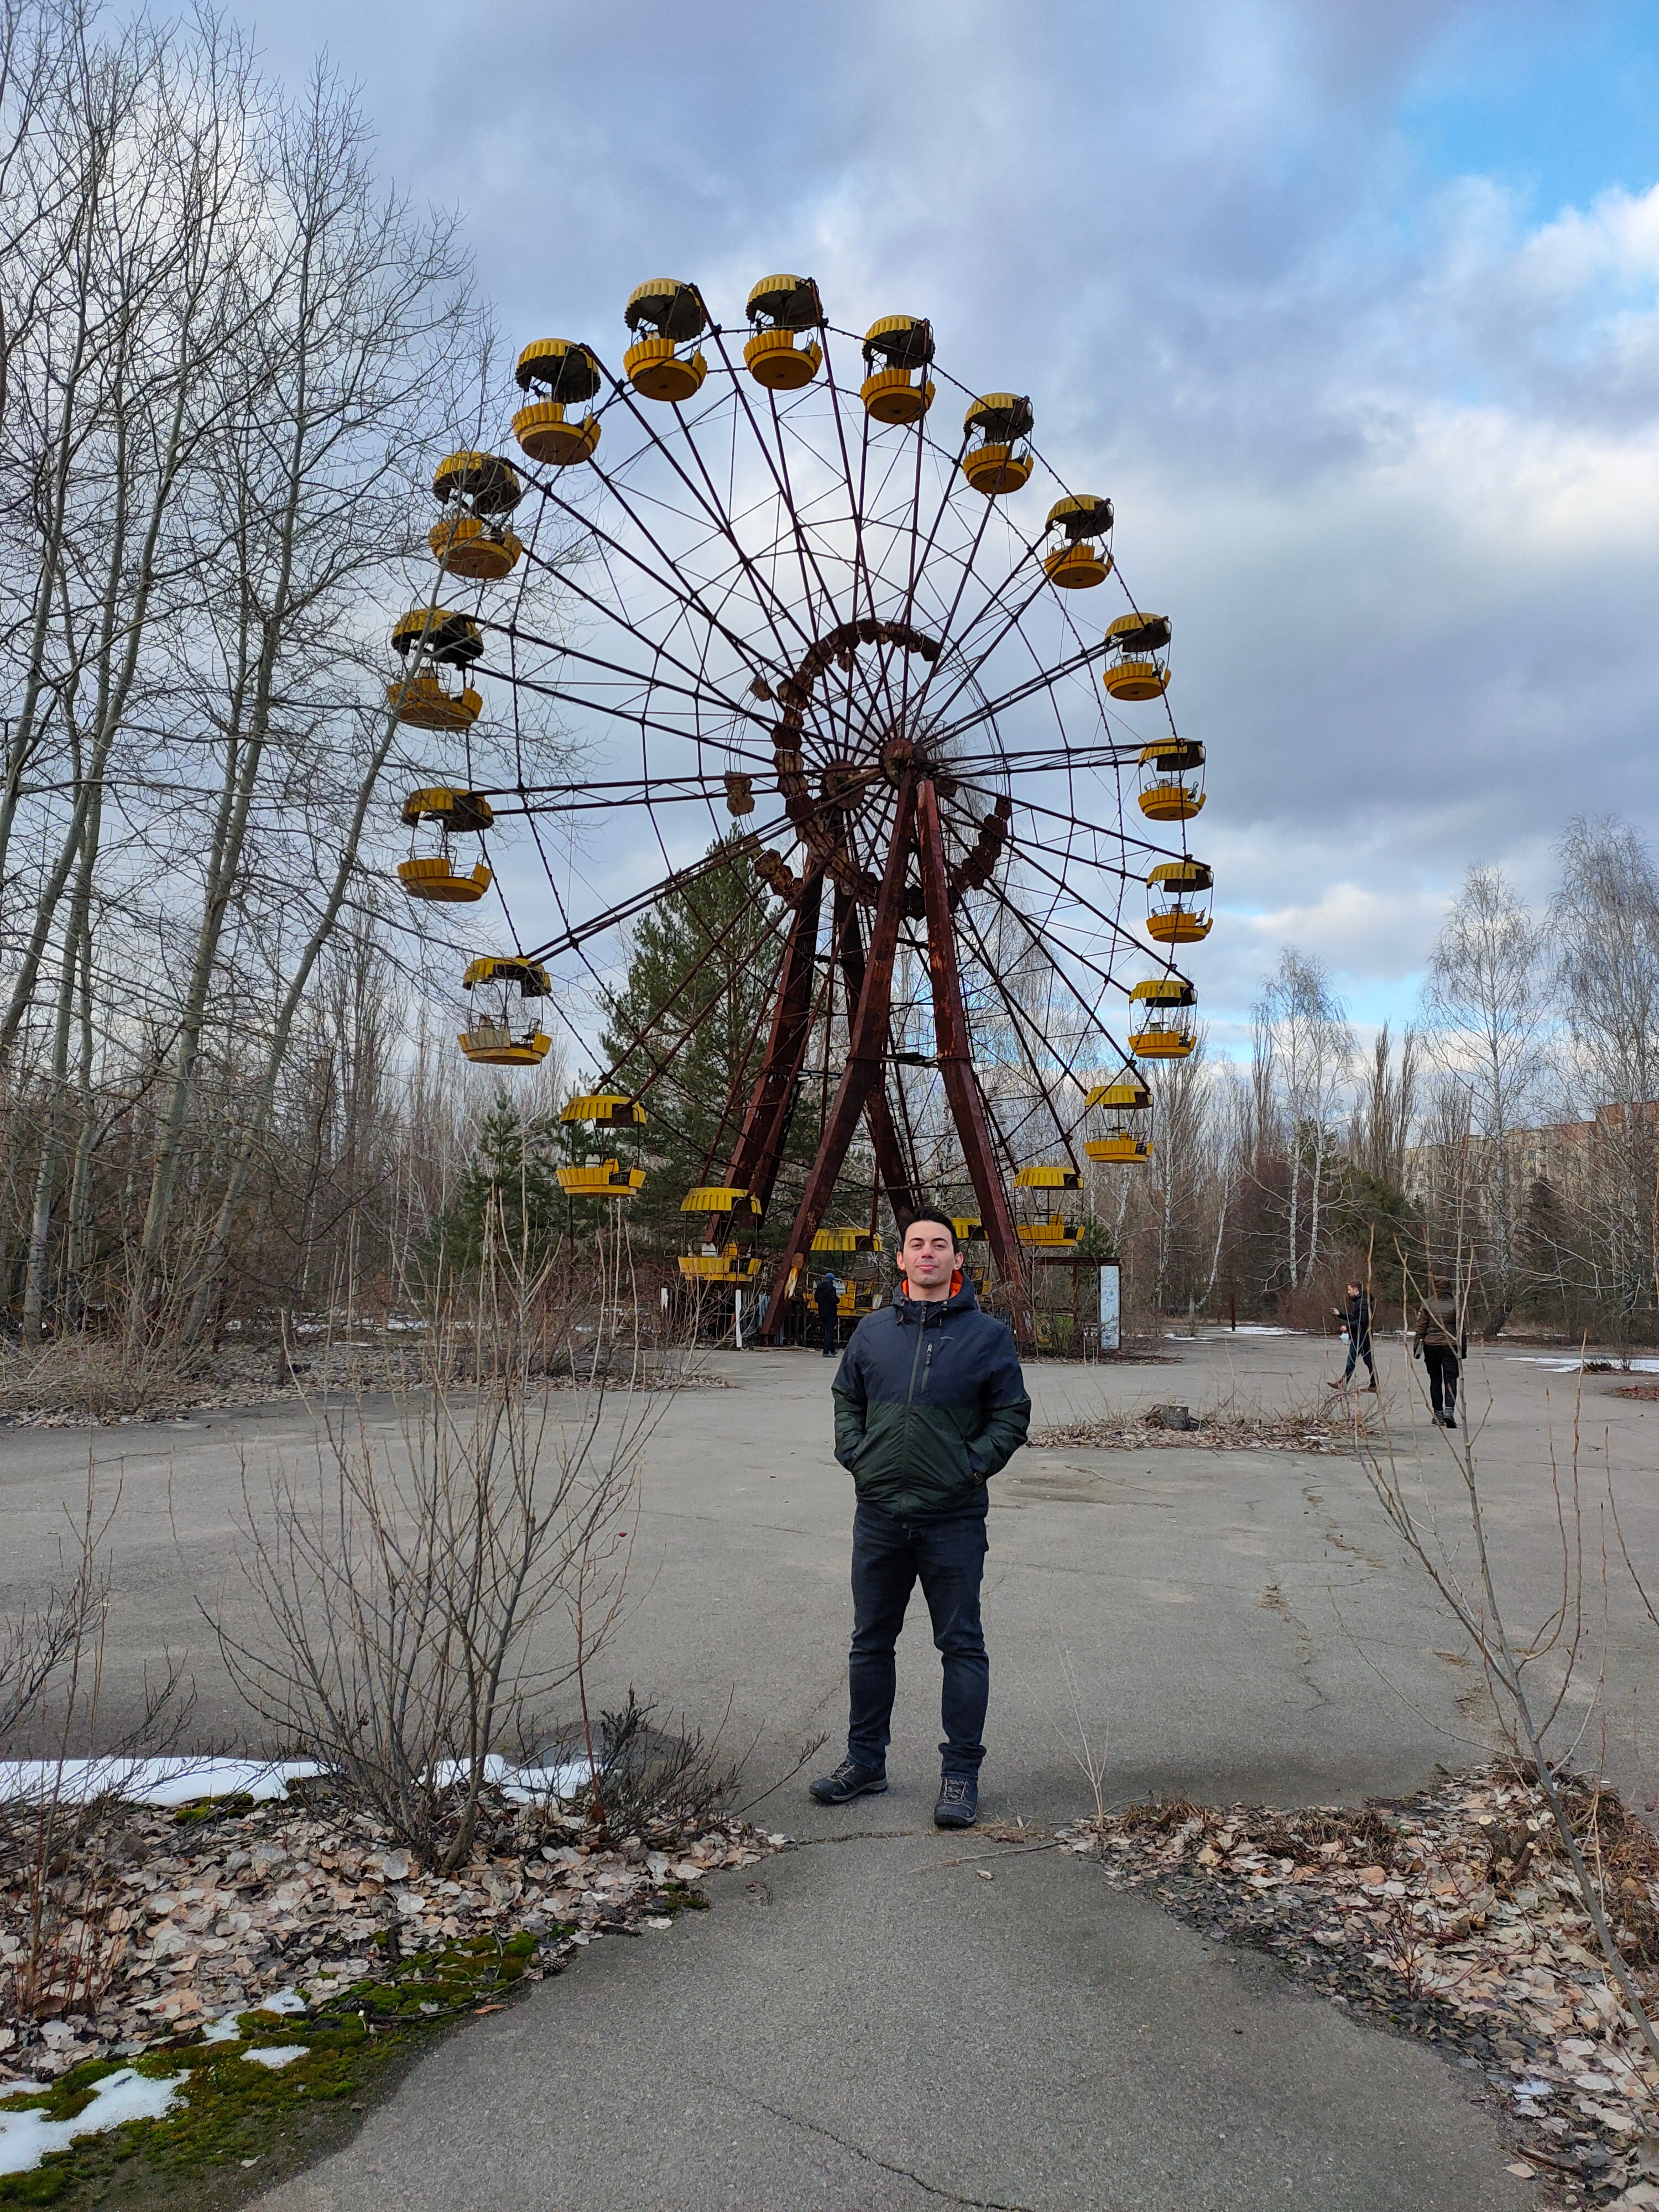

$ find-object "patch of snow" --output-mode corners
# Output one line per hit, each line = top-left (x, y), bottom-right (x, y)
(0, 1752), (598, 1808)
(0, 2067), (184, 2175)
(254, 1989), (307, 2015)
(241, 2046), (307, 2070)
(1503, 1355), (1659, 1374)
(499, 1759), (594, 1804)
(0, 1757), (324, 1808)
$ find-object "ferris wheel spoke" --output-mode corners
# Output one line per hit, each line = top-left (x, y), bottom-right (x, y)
(483, 614), (768, 735)
(707, 329), (852, 645)
(512, 546), (775, 729)
(921, 636), (1113, 753)
(953, 899), (1088, 1165)
(606, 382), (819, 675)
(519, 466), (791, 687)
(906, 562), (1055, 738)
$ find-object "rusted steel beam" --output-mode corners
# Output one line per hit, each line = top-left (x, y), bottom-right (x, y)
(833, 885), (919, 1223)
(761, 780), (919, 1339)
(915, 777), (1025, 1295)
(723, 867), (825, 1214)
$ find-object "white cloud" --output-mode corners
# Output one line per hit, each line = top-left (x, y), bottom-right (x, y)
(230, 0), (1657, 1035)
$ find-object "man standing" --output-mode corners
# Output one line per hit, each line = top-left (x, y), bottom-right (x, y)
(1329, 1279), (1377, 1391)
(810, 1212), (1030, 1830)
(814, 1269), (842, 1358)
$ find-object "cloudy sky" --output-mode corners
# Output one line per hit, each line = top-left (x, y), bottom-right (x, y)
(248, 0), (1659, 1049)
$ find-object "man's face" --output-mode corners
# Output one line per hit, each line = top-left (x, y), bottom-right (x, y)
(901, 1221), (960, 1297)
(1347, 1283), (1360, 1298)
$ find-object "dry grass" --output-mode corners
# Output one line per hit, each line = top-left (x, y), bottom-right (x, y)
(1034, 1379), (1386, 1454)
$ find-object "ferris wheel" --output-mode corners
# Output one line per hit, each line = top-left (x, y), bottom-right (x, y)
(386, 274), (1210, 1339)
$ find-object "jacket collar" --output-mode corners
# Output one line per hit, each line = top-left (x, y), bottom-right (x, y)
(893, 1278), (978, 1325)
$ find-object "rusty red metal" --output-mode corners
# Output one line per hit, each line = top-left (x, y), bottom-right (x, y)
(722, 866), (825, 1215)
(833, 885), (919, 1224)
(915, 777), (1024, 1291)
(760, 780), (919, 1338)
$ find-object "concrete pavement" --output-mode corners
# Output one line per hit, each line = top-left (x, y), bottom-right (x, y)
(6, 1324), (1655, 2206)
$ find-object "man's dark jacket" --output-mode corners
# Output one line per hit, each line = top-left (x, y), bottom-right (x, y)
(831, 1281), (1031, 1516)
(1344, 1288), (1372, 1344)
(814, 1275), (840, 1316)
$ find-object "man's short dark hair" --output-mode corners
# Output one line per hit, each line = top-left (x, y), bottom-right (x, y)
(898, 1208), (962, 1251)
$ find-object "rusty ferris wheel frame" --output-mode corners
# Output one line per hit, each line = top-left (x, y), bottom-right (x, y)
(408, 280), (1207, 1340)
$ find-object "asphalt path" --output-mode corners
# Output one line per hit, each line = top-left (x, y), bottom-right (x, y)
(6, 1327), (1656, 2208)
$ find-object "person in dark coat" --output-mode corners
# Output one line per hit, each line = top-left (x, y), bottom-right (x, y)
(1413, 1280), (1467, 1428)
(1330, 1280), (1377, 1391)
(810, 1211), (1031, 1831)
(814, 1270), (841, 1357)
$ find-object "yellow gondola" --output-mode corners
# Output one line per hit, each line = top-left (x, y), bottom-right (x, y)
(1138, 739), (1206, 822)
(743, 275), (823, 391)
(1018, 1219), (1082, 1245)
(387, 607), (485, 729)
(860, 315), (935, 424)
(458, 956), (551, 1067)
(811, 1227), (882, 1254)
(561, 1094), (647, 1127)
(679, 1247), (763, 1283)
(1084, 1074), (1153, 1165)
(398, 786), (494, 904)
(681, 1185), (760, 1224)
(624, 280), (708, 403)
(724, 771), (754, 816)
(512, 340), (604, 467)
(1146, 858), (1213, 942)
(1103, 610), (1172, 701)
(1043, 494), (1114, 588)
(1129, 977), (1197, 1060)
(556, 1159), (646, 1197)
(961, 393), (1034, 497)
(951, 1217), (986, 1245)
(1014, 1163), (1081, 1245)
(428, 451), (524, 580)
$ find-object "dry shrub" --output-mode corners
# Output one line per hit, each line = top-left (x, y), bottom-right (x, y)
(214, 1241), (664, 1872)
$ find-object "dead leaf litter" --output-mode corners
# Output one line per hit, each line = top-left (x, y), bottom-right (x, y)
(1, 1791), (779, 2086)
(1059, 1764), (1659, 2205)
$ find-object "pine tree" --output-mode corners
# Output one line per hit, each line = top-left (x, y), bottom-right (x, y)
(437, 1092), (567, 1275)
(601, 839), (793, 1246)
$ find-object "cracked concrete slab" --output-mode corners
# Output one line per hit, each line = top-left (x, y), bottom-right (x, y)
(254, 1830), (1528, 2212)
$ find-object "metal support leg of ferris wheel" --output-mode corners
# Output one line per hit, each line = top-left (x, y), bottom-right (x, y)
(761, 780), (919, 1340)
(760, 775), (1030, 1343)
(832, 884), (919, 1223)
(721, 865), (825, 1214)
(915, 778), (1029, 1331)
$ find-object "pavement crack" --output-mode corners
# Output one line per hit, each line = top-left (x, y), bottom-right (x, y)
(787, 1826), (925, 1846)
(707, 2083), (1036, 2210)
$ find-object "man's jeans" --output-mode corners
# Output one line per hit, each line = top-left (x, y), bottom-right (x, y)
(1343, 1332), (1375, 1384)
(846, 1498), (989, 1777)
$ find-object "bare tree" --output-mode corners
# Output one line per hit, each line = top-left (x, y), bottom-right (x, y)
(1252, 949), (1353, 1290)
(1551, 815), (1659, 1328)
(1419, 866), (1546, 1328)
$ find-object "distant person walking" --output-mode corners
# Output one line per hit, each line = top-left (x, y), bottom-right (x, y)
(811, 1212), (1030, 1830)
(1413, 1281), (1466, 1428)
(1330, 1280), (1376, 1391)
(815, 1270), (841, 1357)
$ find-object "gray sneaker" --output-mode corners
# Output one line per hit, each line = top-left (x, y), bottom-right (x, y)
(810, 1757), (888, 1806)
(934, 1773), (978, 1829)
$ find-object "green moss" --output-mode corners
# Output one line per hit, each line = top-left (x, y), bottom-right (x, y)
(171, 1795), (256, 1826)
(0, 1927), (555, 2208)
